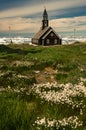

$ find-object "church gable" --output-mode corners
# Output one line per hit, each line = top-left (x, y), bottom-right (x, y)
(41, 30), (61, 45)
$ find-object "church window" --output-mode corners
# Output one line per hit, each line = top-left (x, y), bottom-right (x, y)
(45, 22), (47, 26)
(47, 39), (49, 44)
(54, 39), (57, 44)
(42, 40), (44, 45)
(51, 33), (54, 37)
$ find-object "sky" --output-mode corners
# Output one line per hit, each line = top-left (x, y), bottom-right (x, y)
(0, 0), (86, 37)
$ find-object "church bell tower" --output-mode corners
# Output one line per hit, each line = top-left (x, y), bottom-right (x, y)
(42, 8), (49, 29)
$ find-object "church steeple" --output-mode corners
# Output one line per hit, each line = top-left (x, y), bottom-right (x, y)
(42, 8), (49, 29)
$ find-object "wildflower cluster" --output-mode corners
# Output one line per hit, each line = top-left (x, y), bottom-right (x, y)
(35, 116), (83, 129)
(33, 81), (86, 106)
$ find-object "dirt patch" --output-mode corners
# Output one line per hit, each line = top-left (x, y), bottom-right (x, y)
(35, 67), (56, 83)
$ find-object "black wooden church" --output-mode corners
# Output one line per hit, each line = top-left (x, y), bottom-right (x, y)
(32, 8), (62, 45)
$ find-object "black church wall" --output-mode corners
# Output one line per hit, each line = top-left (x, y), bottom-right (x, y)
(42, 32), (61, 46)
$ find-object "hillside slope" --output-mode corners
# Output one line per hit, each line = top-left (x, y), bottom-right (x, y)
(0, 42), (86, 130)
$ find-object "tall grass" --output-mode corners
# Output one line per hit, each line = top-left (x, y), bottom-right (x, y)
(0, 91), (38, 130)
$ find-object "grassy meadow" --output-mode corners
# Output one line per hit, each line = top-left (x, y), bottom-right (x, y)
(0, 42), (86, 130)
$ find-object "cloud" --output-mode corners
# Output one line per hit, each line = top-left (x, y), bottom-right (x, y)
(0, 0), (86, 34)
(0, 16), (86, 33)
(50, 16), (86, 32)
(0, 17), (41, 33)
(0, 0), (86, 18)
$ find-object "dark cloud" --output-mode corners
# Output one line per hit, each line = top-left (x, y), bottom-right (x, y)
(0, 0), (30, 11)
(49, 6), (86, 19)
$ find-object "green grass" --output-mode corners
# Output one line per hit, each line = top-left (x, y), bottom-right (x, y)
(0, 42), (86, 130)
(0, 91), (86, 130)
(0, 92), (38, 130)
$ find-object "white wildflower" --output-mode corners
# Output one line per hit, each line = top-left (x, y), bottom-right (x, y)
(33, 82), (86, 106)
(35, 116), (83, 129)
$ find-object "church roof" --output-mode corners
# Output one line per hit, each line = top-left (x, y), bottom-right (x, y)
(32, 26), (51, 40)
(32, 26), (61, 40)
